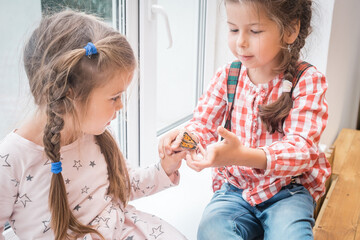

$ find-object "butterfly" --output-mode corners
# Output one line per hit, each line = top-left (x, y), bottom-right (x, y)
(180, 132), (198, 150)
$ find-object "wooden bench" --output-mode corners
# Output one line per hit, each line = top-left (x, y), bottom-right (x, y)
(313, 145), (336, 220)
(313, 128), (360, 239)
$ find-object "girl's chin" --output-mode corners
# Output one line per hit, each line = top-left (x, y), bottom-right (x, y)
(86, 128), (108, 136)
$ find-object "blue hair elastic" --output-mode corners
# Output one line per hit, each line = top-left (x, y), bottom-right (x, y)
(84, 42), (98, 56)
(51, 161), (62, 174)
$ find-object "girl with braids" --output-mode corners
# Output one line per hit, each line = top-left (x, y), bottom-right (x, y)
(159, 0), (330, 239)
(0, 10), (187, 240)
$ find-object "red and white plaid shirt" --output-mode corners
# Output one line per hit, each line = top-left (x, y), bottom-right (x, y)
(186, 62), (331, 206)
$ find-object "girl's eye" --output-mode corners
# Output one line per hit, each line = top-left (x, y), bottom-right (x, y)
(251, 30), (263, 34)
(111, 96), (120, 102)
(230, 29), (239, 33)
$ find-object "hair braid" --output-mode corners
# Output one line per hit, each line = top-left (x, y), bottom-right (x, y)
(24, 10), (135, 239)
(257, 0), (313, 134)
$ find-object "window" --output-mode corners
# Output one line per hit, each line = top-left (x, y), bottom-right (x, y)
(132, 0), (216, 166)
(0, 0), (121, 138)
(41, 0), (113, 21)
(0, 2), (42, 139)
(0, 0), (216, 167)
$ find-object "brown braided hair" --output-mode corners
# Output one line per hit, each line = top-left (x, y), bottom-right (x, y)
(226, 0), (313, 133)
(23, 10), (135, 239)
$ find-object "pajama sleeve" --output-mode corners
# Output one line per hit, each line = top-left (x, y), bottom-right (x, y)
(127, 161), (180, 201)
(0, 144), (20, 239)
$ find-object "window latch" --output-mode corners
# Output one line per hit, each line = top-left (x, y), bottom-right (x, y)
(148, 3), (173, 49)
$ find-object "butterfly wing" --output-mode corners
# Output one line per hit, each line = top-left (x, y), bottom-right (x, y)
(180, 132), (197, 150)
(180, 141), (197, 149)
(183, 132), (193, 142)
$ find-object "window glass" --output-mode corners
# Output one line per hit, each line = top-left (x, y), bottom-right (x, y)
(0, 1), (42, 139)
(155, 0), (199, 134)
(41, 0), (113, 23)
(0, 0), (114, 139)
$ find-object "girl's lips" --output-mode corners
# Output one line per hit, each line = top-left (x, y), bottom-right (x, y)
(239, 55), (253, 61)
(107, 115), (117, 126)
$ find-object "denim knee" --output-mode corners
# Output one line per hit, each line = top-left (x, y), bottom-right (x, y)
(197, 214), (240, 240)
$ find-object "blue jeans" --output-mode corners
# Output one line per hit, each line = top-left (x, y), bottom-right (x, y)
(197, 182), (316, 240)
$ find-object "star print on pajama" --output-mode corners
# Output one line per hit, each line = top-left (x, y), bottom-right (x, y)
(0, 131), (187, 240)
(1, 154), (10, 167)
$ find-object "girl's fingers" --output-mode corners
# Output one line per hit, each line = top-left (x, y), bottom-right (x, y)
(196, 144), (206, 156)
(185, 153), (202, 172)
(173, 150), (187, 160)
(160, 129), (181, 157)
(158, 138), (165, 159)
(186, 150), (211, 171)
(171, 129), (185, 150)
(217, 126), (237, 145)
(165, 132), (177, 155)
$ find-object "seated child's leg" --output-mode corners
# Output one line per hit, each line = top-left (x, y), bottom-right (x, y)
(197, 183), (264, 240)
(257, 183), (315, 240)
(121, 205), (187, 240)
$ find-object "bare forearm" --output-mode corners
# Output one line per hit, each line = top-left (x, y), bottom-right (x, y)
(238, 147), (267, 170)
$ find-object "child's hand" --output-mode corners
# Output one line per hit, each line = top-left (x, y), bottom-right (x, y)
(158, 128), (182, 159)
(160, 149), (187, 176)
(185, 126), (244, 172)
(158, 128), (199, 158)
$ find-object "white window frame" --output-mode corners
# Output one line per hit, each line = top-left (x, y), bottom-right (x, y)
(116, 0), (218, 166)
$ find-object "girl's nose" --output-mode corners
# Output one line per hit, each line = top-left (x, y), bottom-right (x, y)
(115, 93), (125, 111)
(115, 101), (123, 112)
(236, 31), (248, 48)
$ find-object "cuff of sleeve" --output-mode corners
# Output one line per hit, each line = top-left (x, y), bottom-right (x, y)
(158, 162), (180, 186)
(253, 147), (276, 177)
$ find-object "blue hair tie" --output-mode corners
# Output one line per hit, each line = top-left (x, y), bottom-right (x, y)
(51, 161), (62, 174)
(84, 42), (98, 56)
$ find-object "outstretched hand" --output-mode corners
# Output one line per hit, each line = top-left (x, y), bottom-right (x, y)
(158, 128), (199, 159)
(186, 126), (244, 172)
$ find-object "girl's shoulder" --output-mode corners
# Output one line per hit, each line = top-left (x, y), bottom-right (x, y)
(0, 131), (36, 178)
(293, 62), (328, 96)
(298, 63), (325, 79)
(0, 130), (44, 153)
(213, 60), (245, 82)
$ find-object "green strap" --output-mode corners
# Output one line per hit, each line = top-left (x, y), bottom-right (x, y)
(224, 61), (242, 131)
(223, 61), (312, 132)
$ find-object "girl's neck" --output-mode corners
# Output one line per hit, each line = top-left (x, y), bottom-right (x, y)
(16, 112), (79, 147)
(247, 67), (278, 85)
(245, 54), (282, 85)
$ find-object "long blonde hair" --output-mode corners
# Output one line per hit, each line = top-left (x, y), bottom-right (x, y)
(23, 10), (135, 239)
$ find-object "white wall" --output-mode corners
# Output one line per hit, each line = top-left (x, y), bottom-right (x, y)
(320, 0), (360, 146)
(212, 0), (360, 148)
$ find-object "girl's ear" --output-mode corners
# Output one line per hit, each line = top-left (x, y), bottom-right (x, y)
(66, 88), (75, 100)
(284, 20), (300, 45)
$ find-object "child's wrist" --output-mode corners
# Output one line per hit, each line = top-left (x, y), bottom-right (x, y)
(160, 159), (173, 176)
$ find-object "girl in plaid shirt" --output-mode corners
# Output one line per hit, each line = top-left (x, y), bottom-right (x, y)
(159, 0), (330, 239)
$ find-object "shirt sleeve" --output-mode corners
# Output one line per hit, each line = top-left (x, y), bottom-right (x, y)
(185, 64), (230, 192)
(185, 64), (229, 146)
(127, 161), (180, 201)
(105, 128), (181, 200)
(211, 168), (225, 192)
(257, 68), (328, 178)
